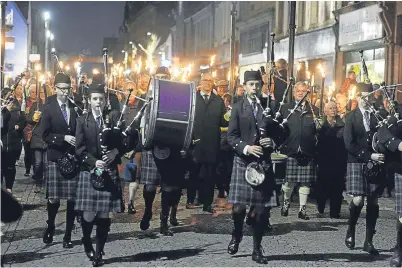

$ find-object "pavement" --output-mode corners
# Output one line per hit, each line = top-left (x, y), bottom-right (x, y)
(1, 160), (399, 267)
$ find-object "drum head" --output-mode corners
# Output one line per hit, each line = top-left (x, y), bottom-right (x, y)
(142, 78), (196, 152)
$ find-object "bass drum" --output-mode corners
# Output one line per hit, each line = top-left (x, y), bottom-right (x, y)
(141, 78), (196, 153)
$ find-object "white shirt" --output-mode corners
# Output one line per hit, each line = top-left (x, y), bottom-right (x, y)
(243, 97), (259, 156)
(200, 91), (211, 100)
(92, 111), (103, 127)
(57, 98), (70, 125)
(359, 106), (371, 131)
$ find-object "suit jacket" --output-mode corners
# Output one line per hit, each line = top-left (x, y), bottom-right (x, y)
(227, 97), (264, 161)
(75, 110), (138, 171)
(343, 107), (378, 163)
(192, 92), (228, 164)
(47, 93), (83, 110)
(41, 98), (79, 162)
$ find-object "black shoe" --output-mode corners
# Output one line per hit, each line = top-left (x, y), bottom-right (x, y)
(81, 237), (95, 261)
(43, 223), (55, 244)
(330, 213), (341, 219)
(281, 199), (290, 217)
(186, 203), (196, 209)
(140, 210), (152, 231)
(252, 246), (268, 264)
(92, 254), (104, 267)
(265, 219), (273, 232)
(227, 235), (242, 255)
(169, 215), (179, 226)
(363, 240), (379, 256)
(127, 202), (136, 214)
(345, 226), (355, 249)
(203, 206), (216, 213)
(62, 235), (73, 248)
(298, 206), (309, 220)
(24, 172), (30, 177)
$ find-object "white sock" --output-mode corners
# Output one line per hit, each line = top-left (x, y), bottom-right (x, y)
(129, 182), (139, 203)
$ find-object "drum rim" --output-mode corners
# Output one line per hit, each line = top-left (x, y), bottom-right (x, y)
(142, 78), (158, 150)
(182, 82), (196, 152)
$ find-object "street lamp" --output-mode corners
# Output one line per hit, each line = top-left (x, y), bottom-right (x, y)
(147, 32), (152, 36)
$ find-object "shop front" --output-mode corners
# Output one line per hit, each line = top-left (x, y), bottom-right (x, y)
(334, 2), (385, 86)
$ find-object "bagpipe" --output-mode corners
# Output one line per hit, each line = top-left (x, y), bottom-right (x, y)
(1, 73), (24, 112)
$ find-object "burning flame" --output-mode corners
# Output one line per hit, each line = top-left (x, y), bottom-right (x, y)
(59, 61), (64, 70)
(210, 55), (216, 67)
(306, 71), (310, 82)
(235, 67), (239, 77)
(317, 64), (325, 78)
(328, 82), (335, 102)
(311, 73), (315, 87)
(212, 71), (217, 78)
(297, 62), (301, 72)
(227, 70), (230, 81)
(92, 68), (99, 75)
(139, 34), (160, 76)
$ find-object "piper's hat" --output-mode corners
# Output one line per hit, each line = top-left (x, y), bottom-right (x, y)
(243, 71), (262, 84)
(216, 80), (229, 87)
(54, 73), (71, 84)
(155, 66), (170, 77)
(88, 83), (105, 94)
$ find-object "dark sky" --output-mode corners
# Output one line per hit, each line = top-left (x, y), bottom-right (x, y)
(34, 1), (125, 56)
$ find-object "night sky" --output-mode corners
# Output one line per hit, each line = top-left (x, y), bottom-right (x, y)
(34, 1), (126, 56)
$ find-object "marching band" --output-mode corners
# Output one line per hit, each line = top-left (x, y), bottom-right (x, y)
(1, 46), (402, 267)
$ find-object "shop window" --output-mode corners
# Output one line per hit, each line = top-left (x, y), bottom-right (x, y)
(240, 23), (268, 55)
(346, 59), (385, 84)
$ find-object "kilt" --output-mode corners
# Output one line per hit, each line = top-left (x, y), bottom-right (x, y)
(280, 157), (317, 184)
(139, 150), (161, 185)
(75, 170), (122, 213)
(45, 161), (78, 200)
(346, 162), (385, 197)
(395, 173), (402, 217)
(228, 156), (277, 209)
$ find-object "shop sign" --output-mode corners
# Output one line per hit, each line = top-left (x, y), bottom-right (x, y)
(339, 4), (383, 46)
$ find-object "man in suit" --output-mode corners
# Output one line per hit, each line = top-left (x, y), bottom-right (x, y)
(187, 72), (229, 213)
(343, 83), (386, 256)
(41, 73), (81, 248)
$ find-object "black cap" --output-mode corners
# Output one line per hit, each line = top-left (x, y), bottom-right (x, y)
(243, 71), (262, 84)
(155, 66), (170, 76)
(88, 83), (105, 94)
(54, 73), (71, 84)
(356, 83), (373, 93)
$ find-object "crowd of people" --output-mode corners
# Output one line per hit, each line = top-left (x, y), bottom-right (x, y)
(1, 58), (402, 267)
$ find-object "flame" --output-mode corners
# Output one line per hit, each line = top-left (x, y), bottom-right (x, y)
(47, 72), (52, 78)
(65, 65), (70, 71)
(297, 62), (301, 72)
(92, 68), (99, 75)
(311, 73), (315, 86)
(212, 71), (217, 78)
(328, 82), (335, 102)
(35, 64), (41, 71)
(227, 70), (230, 81)
(74, 62), (80, 70)
(349, 85), (356, 100)
(235, 67), (239, 77)
(59, 61), (64, 69)
(317, 64), (325, 78)
(139, 34), (160, 76)
(181, 63), (193, 81)
(306, 71), (310, 81)
(210, 55), (216, 67)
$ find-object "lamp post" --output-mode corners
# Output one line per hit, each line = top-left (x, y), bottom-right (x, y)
(44, 11), (50, 78)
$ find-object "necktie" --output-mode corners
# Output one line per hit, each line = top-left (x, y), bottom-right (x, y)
(203, 94), (209, 104)
(364, 111), (370, 131)
(251, 101), (257, 118)
(61, 103), (68, 123)
(96, 115), (102, 128)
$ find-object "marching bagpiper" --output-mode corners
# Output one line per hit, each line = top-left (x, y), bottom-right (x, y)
(41, 73), (82, 248)
(74, 83), (139, 266)
(343, 83), (386, 256)
(226, 70), (281, 264)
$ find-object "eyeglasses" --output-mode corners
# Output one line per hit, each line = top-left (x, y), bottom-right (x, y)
(246, 82), (260, 87)
(56, 86), (72, 91)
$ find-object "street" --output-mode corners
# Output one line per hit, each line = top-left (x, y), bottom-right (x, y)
(0, 163), (398, 267)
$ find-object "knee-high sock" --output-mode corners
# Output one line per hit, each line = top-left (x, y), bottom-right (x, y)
(65, 201), (76, 236)
(299, 186), (310, 209)
(47, 200), (60, 226)
(232, 204), (246, 238)
(129, 182), (139, 203)
(282, 182), (295, 201)
(143, 186), (156, 213)
(161, 190), (171, 217)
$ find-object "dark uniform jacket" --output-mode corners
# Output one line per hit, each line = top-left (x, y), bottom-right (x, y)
(1, 101), (26, 152)
(279, 101), (319, 157)
(41, 98), (80, 162)
(192, 92), (228, 164)
(75, 110), (138, 171)
(343, 107), (378, 163)
(26, 100), (46, 150)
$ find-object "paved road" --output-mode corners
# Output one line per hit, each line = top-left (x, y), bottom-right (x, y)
(1, 163), (398, 267)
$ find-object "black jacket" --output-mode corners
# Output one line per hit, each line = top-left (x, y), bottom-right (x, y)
(27, 100), (47, 150)
(192, 92), (228, 164)
(1, 108), (11, 136)
(41, 98), (80, 162)
(279, 101), (319, 157)
(317, 116), (347, 176)
(75, 110), (138, 171)
(1, 101), (25, 152)
(343, 107), (378, 163)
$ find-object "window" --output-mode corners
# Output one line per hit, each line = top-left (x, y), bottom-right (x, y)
(240, 23), (268, 55)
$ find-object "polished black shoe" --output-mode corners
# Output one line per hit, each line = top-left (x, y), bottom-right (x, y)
(227, 236), (242, 255)
(363, 240), (379, 256)
(43, 223), (55, 244)
(24, 172), (30, 177)
(298, 206), (310, 220)
(169, 215), (179, 226)
(390, 247), (402, 267)
(81, 238), (95, 261)
(252, 246), (268, 264)
(281, 199), (290, 217)
(62, 235), (73, 248)
(160, 214), (173, 236)
(203, 206), (216, 213)
(140, 211), (152, 231)
(345, 226), (355, 249)
(92, 254), (104, 267)
(127, 202), (136, 214)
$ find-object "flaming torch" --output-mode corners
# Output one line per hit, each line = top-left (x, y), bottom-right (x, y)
(317, 64), (325, 116)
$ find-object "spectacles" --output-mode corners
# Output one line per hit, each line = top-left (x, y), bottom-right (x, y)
(246, 82), (260, 87)
(56, 86), (72, 91)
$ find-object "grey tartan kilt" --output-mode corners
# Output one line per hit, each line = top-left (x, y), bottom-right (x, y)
(395, 173), (402, 217)
(139, 150), (161, 185)
(45, 161), (78, 200)
(75, 170), (122, 213)
(346, 162), (385, 197)
(278, 157), (317, 184)
(228, 156), (277, 209)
